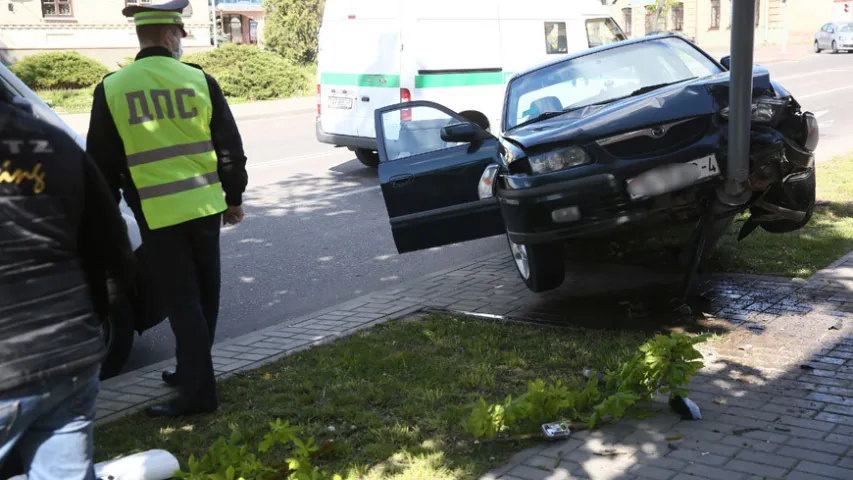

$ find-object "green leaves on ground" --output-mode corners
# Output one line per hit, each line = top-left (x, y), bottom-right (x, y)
(94, 315), (644, 479)
(465, 332), (708, 439)
(174, 419), (342, 480)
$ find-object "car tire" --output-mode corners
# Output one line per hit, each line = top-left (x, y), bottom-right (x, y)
(832, 40), (839, 54)
(354, 148), (380, 168)
(814, 41), (822, 53)
(99, 292), (135, 381)
(506, 234), (565, 293)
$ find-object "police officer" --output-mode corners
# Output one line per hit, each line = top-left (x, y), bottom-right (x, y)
(86, 0), (249, 417)
(0, 79), (136, 478)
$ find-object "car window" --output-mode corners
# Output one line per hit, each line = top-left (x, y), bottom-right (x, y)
(585, 18), (625, 48)
(380, 106), (467, 162)
(544, 21), (568, 55)
(839, 23), (853, 33)
(505, 37), (721, 130)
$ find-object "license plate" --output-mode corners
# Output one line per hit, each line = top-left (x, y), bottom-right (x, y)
(327, 96), (353, 110)
(626, 154), (720, 200)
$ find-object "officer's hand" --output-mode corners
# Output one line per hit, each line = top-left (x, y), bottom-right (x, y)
(224, 205), (244, 225)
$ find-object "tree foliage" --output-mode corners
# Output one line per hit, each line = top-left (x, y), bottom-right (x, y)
(263, 0), (325, 64)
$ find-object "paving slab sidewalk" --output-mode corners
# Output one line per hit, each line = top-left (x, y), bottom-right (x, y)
(96, 248), (853, 479)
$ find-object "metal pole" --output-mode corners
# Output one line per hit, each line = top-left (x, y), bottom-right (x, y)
(721, 0), (757, 204)
(211, 1), (219, 48)
(763, 0), (769, 43)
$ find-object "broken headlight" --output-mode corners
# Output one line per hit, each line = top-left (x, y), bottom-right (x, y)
(719, 97), (788, 125)
(528, 146), (591, 174)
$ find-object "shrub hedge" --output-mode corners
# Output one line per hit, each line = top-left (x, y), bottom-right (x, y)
(182, 44), (313, 101)
(10, 52), (109, 90)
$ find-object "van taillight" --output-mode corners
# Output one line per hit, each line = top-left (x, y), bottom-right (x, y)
(400, 88), (411, 122)
(317, 84), (321, 115)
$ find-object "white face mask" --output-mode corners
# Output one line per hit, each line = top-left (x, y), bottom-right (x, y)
(170, 32), (183, 61)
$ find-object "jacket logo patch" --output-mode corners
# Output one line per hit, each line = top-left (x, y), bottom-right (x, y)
(0, 160), (46, 194)
(125, 89), (199, 125)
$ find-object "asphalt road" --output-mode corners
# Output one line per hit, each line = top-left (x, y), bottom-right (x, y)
(119, 51), (853, 372)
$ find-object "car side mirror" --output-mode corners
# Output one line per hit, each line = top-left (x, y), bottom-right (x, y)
(440, 122), (480, 143)
(720, 56), (731, 70)
(10, 96), (34, 115)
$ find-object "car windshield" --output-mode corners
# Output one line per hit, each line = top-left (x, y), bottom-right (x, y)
(838, 23), (853, 32)
(504, 37), (723, 130)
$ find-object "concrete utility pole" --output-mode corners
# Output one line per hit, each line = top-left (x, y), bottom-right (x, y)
(721, 0), (757, 205)
(781, 0), (789, 53)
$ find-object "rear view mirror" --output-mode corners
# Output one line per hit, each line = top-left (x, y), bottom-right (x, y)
(720, 56), (731, 70)
(440, 122), (480, 143)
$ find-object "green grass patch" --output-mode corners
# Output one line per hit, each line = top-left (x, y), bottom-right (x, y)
(94, 314), (645, 479)
(584, 153), (853, 278)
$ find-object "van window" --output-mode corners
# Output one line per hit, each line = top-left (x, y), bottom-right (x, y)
(585, 18), (625, 48)
(544, 22), (568, 54)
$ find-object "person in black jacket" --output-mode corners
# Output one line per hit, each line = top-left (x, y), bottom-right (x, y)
(86, 0), (248, 417)
(0, 86), (136, 479)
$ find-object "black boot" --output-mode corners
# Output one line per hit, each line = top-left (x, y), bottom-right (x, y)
(162, 369), (179, 387)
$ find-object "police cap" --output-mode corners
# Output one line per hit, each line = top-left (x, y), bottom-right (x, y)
(122, 0), (189, 37)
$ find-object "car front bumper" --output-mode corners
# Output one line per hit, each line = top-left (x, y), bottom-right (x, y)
(497, 171), (713, 245)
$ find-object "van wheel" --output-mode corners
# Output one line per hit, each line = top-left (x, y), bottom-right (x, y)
(354, 149), (380, 168)
(507, 234), (565, 293)
(100, 293), (135, 380)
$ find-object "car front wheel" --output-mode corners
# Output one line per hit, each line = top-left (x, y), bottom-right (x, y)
(814, 41), (822, 53)
(507, 234), (565, 293)
(832, 40), (839, 54)
(354, 148), (380, 168)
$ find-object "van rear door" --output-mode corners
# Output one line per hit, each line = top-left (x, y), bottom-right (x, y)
(318, 1), (401, 141)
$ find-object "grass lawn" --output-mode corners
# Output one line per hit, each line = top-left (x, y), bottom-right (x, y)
(586, 152), (853, 278)
(94, 314), (646, 479)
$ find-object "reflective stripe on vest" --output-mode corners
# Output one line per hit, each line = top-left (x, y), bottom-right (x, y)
(103, 56), (226, 230)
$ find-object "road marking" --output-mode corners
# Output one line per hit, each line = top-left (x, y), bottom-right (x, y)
(813, 110), (829, 119)
(774, 68), (853, 81)
(248, 150), (347, 169)
(819, 120), (835, 129)
(239, 110), (316, 123)
(798, 84), (853, 100)
(280, 185), (380, 208)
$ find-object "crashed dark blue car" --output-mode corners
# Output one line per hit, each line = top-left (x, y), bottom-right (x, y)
(373, 34), (818, 294)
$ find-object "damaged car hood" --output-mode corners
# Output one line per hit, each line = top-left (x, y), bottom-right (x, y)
(503, 67), (776, 150)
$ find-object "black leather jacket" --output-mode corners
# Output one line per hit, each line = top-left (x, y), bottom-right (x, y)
(0, 97), (136, 394)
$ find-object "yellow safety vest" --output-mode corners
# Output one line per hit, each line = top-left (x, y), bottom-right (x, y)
(104, 56), (227, 230)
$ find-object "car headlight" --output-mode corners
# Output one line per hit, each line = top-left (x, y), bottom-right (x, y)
(719, 97), (788, 124)
(528, 146), (591, 174)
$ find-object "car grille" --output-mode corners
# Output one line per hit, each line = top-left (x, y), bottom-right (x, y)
(598, 116), (710, 159)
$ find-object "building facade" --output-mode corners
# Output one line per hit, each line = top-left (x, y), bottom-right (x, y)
(0, 0), (213, 67)
(215, 0), (264, 46)
(609, 0), (853, 49)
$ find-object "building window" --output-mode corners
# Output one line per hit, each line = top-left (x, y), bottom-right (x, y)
(710, 0), (721, 30)
(125, 0), (151, 6)
(42, 0), (72, 17)
(622, 8), (633, 36)
(672, 3), (684, 32)
(223, 14), (245, 44)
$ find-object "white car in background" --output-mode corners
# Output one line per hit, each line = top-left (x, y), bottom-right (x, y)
(814, 20), (853, 53)
(0, 62), (164, 380)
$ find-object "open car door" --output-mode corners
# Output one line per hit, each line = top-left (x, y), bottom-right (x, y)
(375, 101), (505, 253)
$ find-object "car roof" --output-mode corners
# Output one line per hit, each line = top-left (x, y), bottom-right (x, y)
(508, 33), (695, 82)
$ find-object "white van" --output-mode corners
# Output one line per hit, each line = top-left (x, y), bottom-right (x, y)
(315, 0), (627, 167)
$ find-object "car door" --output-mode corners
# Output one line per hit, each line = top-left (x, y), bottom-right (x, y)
(374, 101), (505, 253)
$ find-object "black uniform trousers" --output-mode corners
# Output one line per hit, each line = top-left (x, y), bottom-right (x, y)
(143, 212), (221, 407)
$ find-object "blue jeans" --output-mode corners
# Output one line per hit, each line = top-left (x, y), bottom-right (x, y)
(0, 365), (100, 480)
